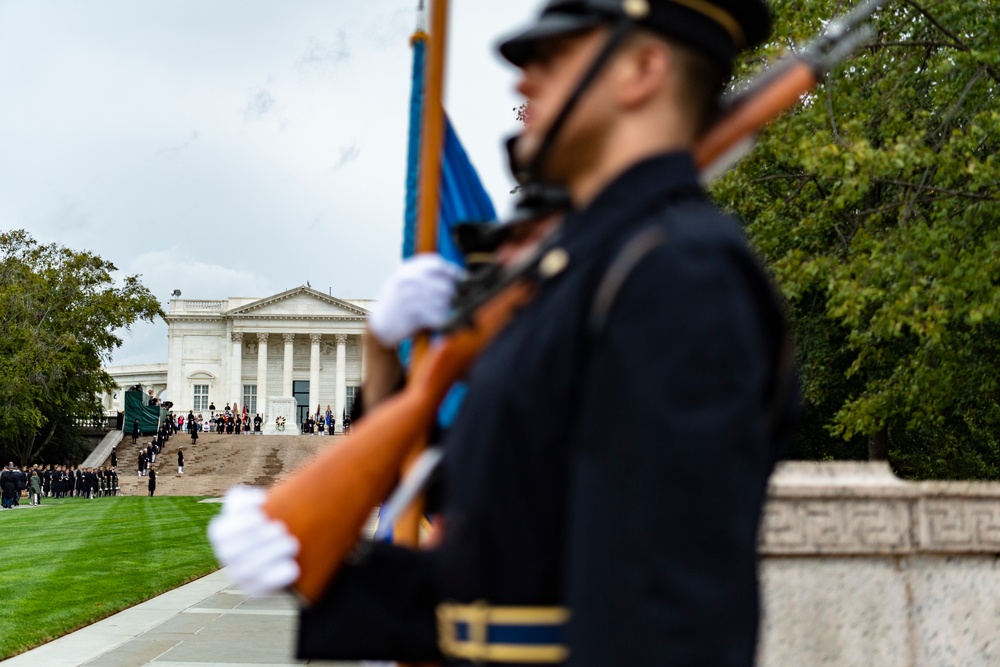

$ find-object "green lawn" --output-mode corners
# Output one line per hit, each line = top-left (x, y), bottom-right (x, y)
(0, 496), (222, 660)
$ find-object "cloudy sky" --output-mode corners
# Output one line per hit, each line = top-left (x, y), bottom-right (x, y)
(0, 0), (539, 365)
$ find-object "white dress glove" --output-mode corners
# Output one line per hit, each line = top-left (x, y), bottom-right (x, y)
(207, 486), (300, 596)
(368, 254), (462, 347)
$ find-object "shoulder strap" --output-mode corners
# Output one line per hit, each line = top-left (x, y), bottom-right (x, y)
(586, 223), (796, 439)
(587, 225), (667, 337)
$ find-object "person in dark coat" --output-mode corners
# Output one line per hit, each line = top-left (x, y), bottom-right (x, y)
(13, 466), (26, 506)
(177, 448), (184, 475)
(132, 419), (140, 444)
(190, 424), (199, 445)
(212, 2), (799, 664)
(147, 467), (157, 497)
(110, 447), (118, 469)
(1, 466), (16, 509)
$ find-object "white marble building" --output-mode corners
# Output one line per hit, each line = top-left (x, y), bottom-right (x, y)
(104, 286), (371, 433)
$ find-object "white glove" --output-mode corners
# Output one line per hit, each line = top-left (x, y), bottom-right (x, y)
(207, 486), (300, 596)
(368, 254), (462, 347)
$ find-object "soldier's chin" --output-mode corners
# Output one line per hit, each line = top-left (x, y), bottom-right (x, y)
(513, 133), (541, 169)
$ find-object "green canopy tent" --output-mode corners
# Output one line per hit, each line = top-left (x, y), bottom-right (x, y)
(123, 389), (165, 435)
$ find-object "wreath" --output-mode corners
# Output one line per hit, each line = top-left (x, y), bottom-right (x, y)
(275, 415), (286, 432)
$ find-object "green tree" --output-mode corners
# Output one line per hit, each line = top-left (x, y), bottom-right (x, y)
(713, 0), (1000, 479)
(0, 231), (162, 465)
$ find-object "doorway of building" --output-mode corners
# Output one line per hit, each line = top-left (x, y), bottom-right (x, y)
(292, 381), (309, 430)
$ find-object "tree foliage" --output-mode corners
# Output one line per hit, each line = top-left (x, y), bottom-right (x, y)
(714, 0), (1000, 478)
(0, 231), (162, 465)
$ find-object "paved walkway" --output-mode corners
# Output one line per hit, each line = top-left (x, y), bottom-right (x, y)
(1, 569), (356, 667)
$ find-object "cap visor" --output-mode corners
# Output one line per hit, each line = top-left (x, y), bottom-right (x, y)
(498, 13), (605, 67)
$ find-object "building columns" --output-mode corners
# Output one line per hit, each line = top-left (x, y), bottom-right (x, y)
(230, 332), (243, 406)
(256, 333), (268, 416)
(231, 330), (361, 427)
(309, 333), (322, 420)
(335, 334), (347, 433)
(359, 333), (367, 385)
(282, 333), (295, 397)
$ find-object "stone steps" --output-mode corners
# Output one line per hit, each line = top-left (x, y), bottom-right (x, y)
(98, 432), (339, 496)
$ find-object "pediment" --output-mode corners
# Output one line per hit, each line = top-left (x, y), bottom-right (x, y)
(227, 287), (368, 320)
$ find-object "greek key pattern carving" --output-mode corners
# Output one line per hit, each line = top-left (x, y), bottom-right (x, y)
(760, 499), (912, 555)
(920, 500), (1000, 552)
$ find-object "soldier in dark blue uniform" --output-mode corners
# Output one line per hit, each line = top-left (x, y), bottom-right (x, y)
(213, 1), (798, 664)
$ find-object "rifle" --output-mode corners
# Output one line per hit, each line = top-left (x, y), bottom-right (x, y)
(261, 0), (886, 605)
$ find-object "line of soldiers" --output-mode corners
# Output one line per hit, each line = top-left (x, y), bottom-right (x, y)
(210, 413), (263, 434)
(27, 464), (120, 500)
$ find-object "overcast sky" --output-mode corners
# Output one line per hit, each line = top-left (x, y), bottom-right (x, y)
(0, 0), (540, 365)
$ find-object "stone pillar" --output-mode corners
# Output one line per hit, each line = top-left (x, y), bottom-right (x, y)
(230, 332), (243, 405)
(308, 333), (321, 421)
(335, 334), (347, 433)
(256, 333), (268, 417)
(282, 333), (295, 397)
(359, 333), (367, 384)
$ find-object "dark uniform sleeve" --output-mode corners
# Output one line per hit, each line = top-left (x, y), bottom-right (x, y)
(296, 541), (442, 662)
(564, 238), (784, 667)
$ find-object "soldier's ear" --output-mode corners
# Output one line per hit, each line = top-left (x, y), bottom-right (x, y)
(616, 34), (671, 110)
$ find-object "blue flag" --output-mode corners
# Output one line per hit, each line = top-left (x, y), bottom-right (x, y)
(402, 35), (496, 265)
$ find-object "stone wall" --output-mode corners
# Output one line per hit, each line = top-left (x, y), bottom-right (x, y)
(758, 462), (1000, 666)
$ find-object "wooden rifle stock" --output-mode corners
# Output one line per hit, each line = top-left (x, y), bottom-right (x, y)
(262, 281), (533, 604)
(695, 61), (817, 174)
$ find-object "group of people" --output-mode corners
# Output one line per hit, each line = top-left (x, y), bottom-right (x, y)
(301, 405), (350, 435)
(2, 462), (120, 508)
(135, 428), (186, 496)
(132, 415), (184, 446)
(208, 410), (263, 435)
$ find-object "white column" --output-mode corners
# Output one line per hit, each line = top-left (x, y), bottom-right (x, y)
(230, 332), (243, 406)
(256, 333), (268, 417)
(359, 333), (367, 384)
(166, 328), (182, 407)
(282, 333), (295, 396)
(335, 334), (347, 433)
(308, 333), (321, 420)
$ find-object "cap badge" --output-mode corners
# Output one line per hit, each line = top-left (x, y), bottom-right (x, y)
(622, 0), (650, 19)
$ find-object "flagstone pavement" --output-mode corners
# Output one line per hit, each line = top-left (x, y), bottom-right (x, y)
(0, 569), (357, 667)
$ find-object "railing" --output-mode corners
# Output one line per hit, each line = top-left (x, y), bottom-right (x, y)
(73, 415), (118, 431)
(171, 300), (226, 312)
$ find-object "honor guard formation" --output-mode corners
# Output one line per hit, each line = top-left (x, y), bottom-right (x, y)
(210, 0), (800, 665)
(2, 462), (120, 508)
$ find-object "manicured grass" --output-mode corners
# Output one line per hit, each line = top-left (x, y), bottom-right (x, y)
(0, 496), (222, 660)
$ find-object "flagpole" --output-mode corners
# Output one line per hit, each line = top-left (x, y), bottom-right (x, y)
(415, 0), (447, 257)
(395, 0), (450, 548)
